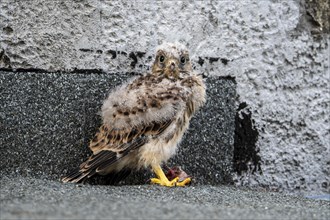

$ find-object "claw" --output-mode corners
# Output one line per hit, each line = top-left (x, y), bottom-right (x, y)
(176, 177), (191, 186)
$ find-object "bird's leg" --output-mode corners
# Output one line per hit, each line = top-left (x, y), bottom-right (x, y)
(150, 164), (191, 187)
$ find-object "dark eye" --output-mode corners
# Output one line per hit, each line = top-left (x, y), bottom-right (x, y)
(159, 55), (165, 63)
(180, 56), (186, 64)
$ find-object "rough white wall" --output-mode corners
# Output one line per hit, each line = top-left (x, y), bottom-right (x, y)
(0, 0), (329, 195)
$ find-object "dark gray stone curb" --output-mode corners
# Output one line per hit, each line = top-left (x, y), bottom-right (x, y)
(0, 70), (236, 185)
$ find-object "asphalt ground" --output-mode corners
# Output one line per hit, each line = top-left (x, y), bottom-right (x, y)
(1, 175), (329, 220)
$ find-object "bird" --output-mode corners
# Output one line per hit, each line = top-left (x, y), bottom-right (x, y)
(61, 42), (206, 187)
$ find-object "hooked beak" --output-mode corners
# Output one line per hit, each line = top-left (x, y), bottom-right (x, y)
(164, 58), (179, 79)
(170, 63), (175, 71)
(166, 59), (178, 72)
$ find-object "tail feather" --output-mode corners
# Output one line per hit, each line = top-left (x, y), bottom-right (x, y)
(61, 150), (118, 183)
(61, 168), (132, 185)
(61, 169), (90, 183)
(61, 136), (147, 184)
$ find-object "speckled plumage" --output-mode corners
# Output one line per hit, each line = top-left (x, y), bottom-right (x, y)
(62, 42), (206, 185)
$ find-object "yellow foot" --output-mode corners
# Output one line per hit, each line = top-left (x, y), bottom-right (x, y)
(150, 177), (191, 187)
(150, 177), (179, 187)
(150, 164), (191, 187)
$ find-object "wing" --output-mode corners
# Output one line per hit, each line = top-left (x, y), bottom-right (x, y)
(89, 119), (174, 154)
(62, 119), (173, 183)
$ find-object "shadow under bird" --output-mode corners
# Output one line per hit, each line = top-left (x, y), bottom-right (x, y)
(62, 42), (206, 187)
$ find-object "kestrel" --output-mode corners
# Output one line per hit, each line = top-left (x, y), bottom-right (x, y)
(62, 42), (206, 187)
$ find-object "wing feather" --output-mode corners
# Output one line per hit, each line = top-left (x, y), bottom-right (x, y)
(61, 119), (173, 183)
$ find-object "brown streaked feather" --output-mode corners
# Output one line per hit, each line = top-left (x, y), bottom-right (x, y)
(61, 137), (147, 183)
(89, 118), (174, 154)
(95, 136), (147, 172)
(101, 74), (190, 131)
(61, 119), (173, 183)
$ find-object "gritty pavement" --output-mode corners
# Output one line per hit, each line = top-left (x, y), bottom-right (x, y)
(1, 175), (329, 220)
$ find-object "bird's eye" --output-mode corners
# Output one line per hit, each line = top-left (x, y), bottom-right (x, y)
(159, 55), (165, 63)
(180, 56), (186, 64)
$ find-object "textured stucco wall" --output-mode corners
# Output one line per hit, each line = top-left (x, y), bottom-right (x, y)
(0, 0), (329, 195)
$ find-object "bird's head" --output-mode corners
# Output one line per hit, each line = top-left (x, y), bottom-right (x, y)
(152, 42), (192, 79)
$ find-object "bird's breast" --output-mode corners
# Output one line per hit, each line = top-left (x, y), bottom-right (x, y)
(136, 116), (189, 169)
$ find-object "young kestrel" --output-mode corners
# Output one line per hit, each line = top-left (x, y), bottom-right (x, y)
(62, 42), (206, 187)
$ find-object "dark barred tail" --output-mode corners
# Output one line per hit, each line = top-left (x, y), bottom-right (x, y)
(61, 167), (132, 185)
(61, 150), (117, 183)
(61, 168), (92, 183)
(61, 137), (147, 184)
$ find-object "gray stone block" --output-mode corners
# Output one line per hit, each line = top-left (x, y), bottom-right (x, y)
(0, 70), (236, 185)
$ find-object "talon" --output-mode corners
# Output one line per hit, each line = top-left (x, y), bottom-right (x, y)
(176, 177), (191, 186)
